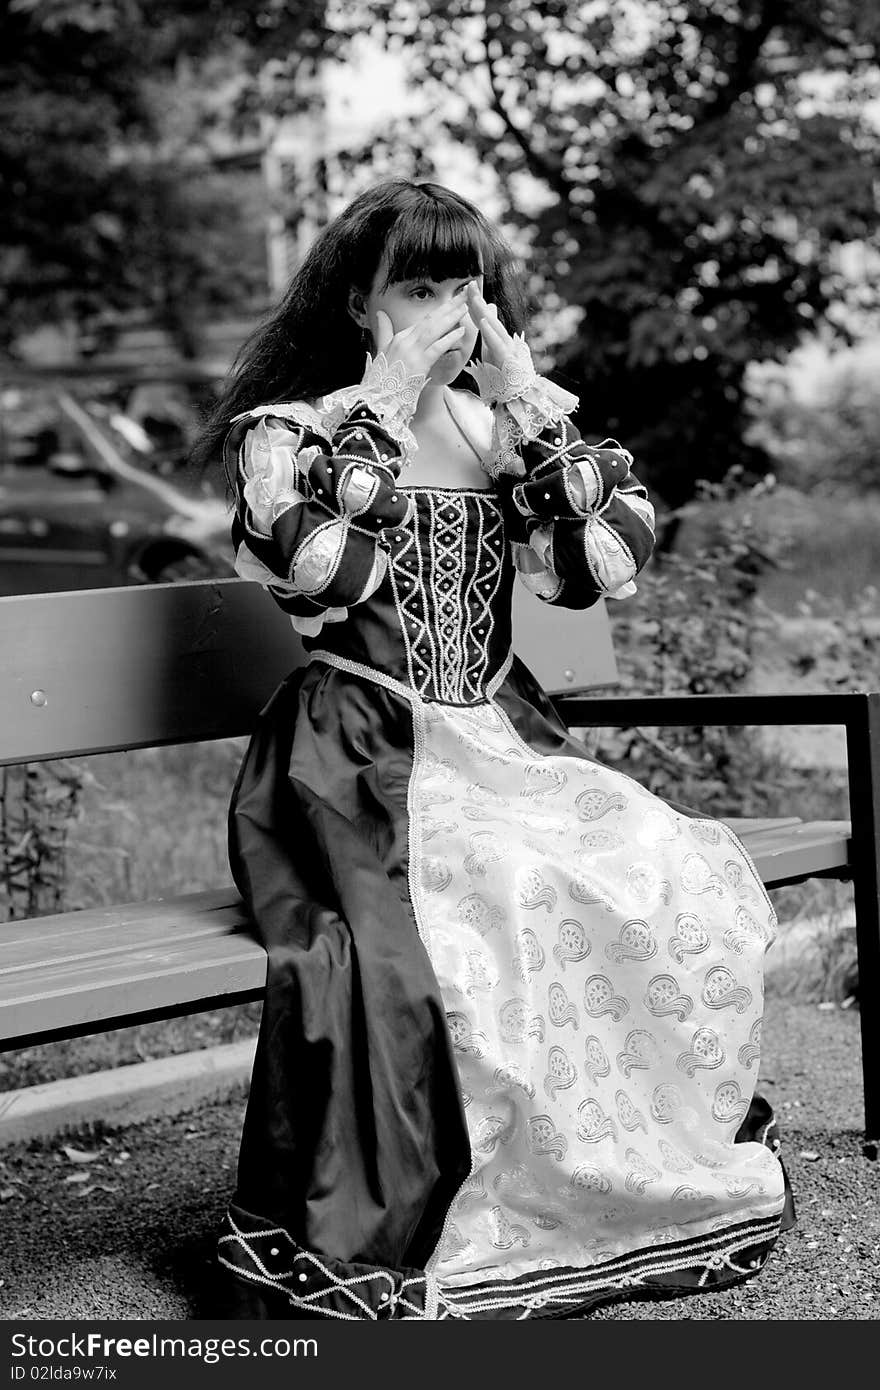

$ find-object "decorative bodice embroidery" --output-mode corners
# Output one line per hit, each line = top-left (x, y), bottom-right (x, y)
(389, 490), (507, 704)
(307, 487), (513, 706)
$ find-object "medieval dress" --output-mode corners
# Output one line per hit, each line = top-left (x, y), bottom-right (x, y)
(217, 341), (792, 1320)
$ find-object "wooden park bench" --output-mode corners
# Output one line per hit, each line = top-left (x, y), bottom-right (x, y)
(0, 577), (877, 1153)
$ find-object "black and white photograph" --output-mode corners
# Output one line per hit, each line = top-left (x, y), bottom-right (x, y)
(0, 0), (878, 1346)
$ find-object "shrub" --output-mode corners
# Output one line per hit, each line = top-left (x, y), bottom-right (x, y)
(0, 761), (91, 921)
(746, 355), (880, 496)
(590, 473), (797, 818)
(587, 470), (876, 821)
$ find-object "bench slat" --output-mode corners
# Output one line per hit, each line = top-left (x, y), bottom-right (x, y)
(0, 889), (264, 1051)
(0, 580), (305, 764)
(725, 818), (852, 885)
(0, 817), (852, 1051)
(2, 931), (264, 1007)
(0, 912), (251, 977)
(0, 889), (241, 960)
(0, 580), (617, 765)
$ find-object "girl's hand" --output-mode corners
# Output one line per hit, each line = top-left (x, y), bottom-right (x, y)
(466, 283), (519, 371)
(463, 282), (538, 408)
(374, 300), (470, 380)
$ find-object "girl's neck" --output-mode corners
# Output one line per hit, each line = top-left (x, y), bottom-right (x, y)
(412, 379), (448, 424)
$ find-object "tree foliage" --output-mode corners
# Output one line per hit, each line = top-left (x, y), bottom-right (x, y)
(0, 0), (332, 352)
(6, 0), (878, 487)
(341, 0), (880, 507)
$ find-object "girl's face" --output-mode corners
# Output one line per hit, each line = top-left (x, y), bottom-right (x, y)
(350, 264), (484, 384)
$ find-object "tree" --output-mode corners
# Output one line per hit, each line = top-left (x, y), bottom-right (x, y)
(341, 0), (880, 508)
(0, 0), (333, 354)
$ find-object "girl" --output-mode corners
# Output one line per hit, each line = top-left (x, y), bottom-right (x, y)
(200, 179), (792, 1320)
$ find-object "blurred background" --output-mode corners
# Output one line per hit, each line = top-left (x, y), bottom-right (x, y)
(2, 0), (879, 596)
(1, 0), (878, 1069)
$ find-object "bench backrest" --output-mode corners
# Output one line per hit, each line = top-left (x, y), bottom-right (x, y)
(0, 578), (618, 766)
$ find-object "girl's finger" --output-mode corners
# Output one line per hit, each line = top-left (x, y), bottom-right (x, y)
(467, 286), (506, 338)
(430, 323), (468, 355)
(374, 310), (394, 352)
(479, 306), (505, 335)
(478, 314), (509, 354)
(414, 297), (464, 327)
(468, 285), (504, 327)
(421, 302), (469, 344)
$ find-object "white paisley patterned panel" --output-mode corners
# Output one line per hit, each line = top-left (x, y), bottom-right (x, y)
(406, 699), (785, 1291)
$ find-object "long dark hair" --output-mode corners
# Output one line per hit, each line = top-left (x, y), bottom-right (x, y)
(192, 179), (527, 475)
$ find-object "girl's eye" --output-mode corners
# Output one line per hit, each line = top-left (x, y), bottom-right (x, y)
(411, 287), (434, 300)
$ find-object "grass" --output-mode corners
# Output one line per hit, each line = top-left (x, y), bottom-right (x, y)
(64, 738), (245, 908)
(757, 490), (880, 614)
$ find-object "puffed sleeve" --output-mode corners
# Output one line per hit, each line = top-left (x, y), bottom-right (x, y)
(466, 337), (655, 609)
(225, 353), (425, 635)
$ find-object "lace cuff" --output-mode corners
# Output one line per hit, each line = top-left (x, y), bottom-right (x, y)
(464, 335), (579, 478)
(321, 352), (426, 462)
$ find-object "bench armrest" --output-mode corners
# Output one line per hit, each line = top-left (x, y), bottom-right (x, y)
(550, 691), (878, 729)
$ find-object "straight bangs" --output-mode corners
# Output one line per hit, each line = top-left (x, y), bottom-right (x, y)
(380, 198), (490, 288)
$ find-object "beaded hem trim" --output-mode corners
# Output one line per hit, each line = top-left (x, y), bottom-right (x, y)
(219, 1210), (784, 1320)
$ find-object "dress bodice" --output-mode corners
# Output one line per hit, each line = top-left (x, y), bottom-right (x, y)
(303, 487), (515, 705)
(227, 351), (655, 706)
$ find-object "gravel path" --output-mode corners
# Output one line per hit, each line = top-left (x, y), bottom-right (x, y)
(0, 998), (877, 1321)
